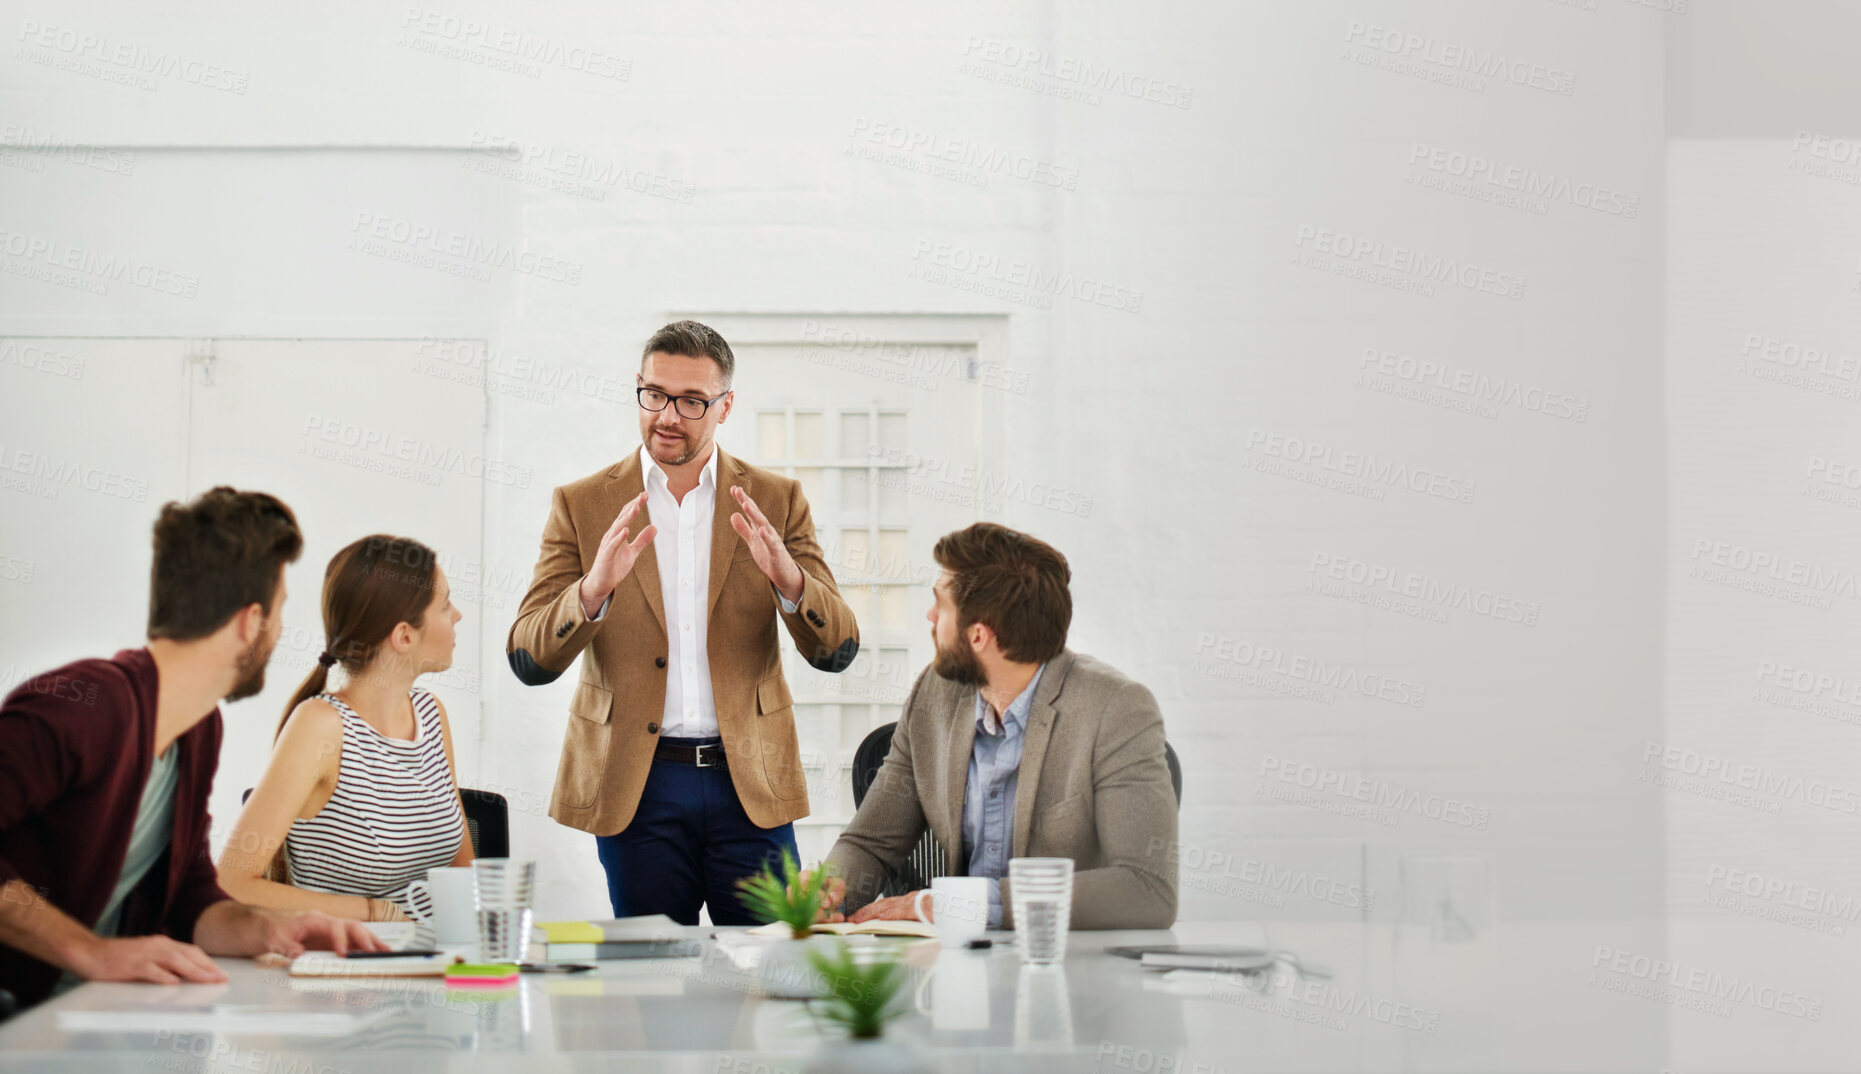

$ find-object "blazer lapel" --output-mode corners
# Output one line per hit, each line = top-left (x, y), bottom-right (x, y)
(1012, 650), (1075, 858)
(707, 449), (748, 617)
(943, 686), (978, 875)
(609, 451), (665, 635)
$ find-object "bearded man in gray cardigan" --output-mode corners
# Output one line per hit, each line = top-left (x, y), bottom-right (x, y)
(825, 522), (1177, 930)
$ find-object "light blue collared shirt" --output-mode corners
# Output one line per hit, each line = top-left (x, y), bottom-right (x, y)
(960, 663), (1046, 927)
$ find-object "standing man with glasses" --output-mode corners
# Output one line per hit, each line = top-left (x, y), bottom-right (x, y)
(508, 320), (860, 924)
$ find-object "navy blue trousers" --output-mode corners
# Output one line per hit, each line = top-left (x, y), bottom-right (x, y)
(595, 738), (799, 926)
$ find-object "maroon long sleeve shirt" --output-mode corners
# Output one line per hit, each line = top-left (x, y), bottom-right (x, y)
(0, 647), (232, 1007)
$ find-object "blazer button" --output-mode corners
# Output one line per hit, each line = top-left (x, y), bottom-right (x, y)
(655, 656), (667, 668)
(646, 722), (659, 734)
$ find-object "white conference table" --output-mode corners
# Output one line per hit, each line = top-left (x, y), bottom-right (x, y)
(1, 917), (1840, 1072)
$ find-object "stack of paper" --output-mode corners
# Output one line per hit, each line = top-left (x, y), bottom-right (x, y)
(529, 914), (695, 960)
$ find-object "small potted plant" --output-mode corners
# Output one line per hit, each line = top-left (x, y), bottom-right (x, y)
(735, 851), (837, 999)
(802, 940), (928, 1074)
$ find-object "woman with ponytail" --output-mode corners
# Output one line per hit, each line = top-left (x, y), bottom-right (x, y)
(215, 535), (472, 922)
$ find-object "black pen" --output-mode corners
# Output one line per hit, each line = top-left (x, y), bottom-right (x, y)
(345, 949), (441, 958)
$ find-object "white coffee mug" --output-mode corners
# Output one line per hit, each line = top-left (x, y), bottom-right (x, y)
(913, 876), (991, 948)
(914, 948), (991, 1029)
(404, 866), (477, 944)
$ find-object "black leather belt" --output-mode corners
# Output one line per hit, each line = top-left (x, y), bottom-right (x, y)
(654, 741), (726, 767)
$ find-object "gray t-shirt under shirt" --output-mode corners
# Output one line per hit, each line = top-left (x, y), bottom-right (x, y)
(52, 743), (181, 994)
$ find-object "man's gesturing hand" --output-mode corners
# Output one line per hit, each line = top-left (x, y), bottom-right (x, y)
(728, 486), (803, 604)
(580, 491), (657, 617)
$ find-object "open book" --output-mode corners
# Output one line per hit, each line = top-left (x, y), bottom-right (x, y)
(746, 919), (940, 939)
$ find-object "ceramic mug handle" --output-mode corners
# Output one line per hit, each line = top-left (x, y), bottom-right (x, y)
(912, 887), (934, 923)
(402, 879), (434, 922)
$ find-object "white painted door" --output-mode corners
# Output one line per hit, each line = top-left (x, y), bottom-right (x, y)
(714, 328), (992, 859)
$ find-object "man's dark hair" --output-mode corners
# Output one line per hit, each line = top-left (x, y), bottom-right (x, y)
(147, 487), (304, 640)
(641, 319), (735, 386)
(933, 523), (1072, 663)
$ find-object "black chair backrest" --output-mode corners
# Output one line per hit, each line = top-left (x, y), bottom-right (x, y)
(851, 723), (897, 808)
(238, 786), (510, 858)
(459, 788), (509, 859)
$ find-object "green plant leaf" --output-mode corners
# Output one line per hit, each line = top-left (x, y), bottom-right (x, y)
(734, 851), (834, 939)
(805, 939), (907, 1040)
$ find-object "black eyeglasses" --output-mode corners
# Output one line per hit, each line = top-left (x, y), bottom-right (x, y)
(637, 386), (730, 420)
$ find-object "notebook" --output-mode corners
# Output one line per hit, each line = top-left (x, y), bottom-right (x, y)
(287, 952), (463, 977)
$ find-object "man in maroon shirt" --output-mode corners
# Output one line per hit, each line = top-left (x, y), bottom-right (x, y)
(0, 486), (385, 1009)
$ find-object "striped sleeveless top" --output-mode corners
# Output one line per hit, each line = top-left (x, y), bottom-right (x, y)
(284, 688), (465, 914)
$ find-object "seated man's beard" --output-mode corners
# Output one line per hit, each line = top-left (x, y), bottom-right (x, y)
(932, 638), (986, 686)
(226, 633), (277, 702)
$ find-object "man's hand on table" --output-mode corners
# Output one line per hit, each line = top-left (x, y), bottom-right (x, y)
(848, 891), (930, 924)
(195, 901), (388, 962)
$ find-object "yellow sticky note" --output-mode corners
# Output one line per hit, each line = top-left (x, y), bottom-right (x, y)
(537, 921), (604, 943)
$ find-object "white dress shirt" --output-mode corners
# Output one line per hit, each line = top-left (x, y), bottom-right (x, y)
(587, 445), (797, 739)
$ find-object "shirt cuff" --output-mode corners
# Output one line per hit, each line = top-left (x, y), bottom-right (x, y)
(585, 590), (613, 622)
(985, 878), (1003, 929)
(775, 585), (799, 615)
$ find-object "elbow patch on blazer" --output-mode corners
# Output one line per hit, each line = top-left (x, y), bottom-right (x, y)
(807, 637), (860, 674)
(507, 648), (563, 686)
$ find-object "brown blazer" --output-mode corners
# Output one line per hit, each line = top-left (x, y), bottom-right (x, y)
(507, 448), (859, 836)
(826, 649), (1178, 929)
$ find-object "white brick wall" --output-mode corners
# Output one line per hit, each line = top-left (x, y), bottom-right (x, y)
(0, 0), (1668, 926)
